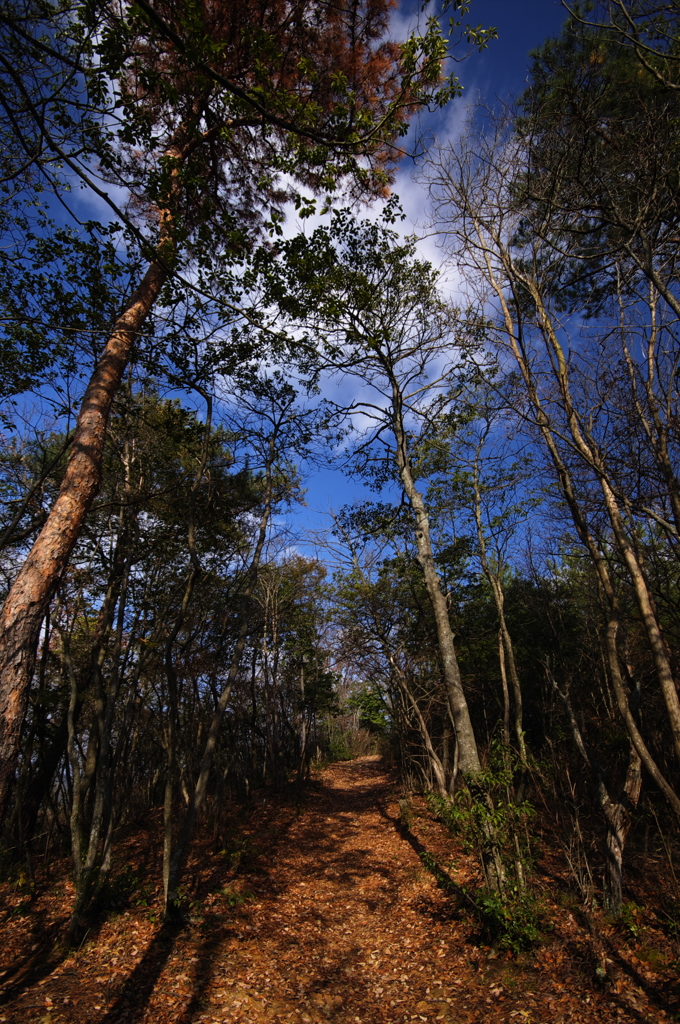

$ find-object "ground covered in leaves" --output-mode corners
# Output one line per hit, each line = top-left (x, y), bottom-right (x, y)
(0, 756), (679, 1023)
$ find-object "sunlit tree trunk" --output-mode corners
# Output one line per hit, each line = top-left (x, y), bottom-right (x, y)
(385, 363), (506, 893)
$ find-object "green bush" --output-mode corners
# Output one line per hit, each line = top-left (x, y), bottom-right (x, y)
(218, 883), (254, 908)
(473, 885), (541, 952)
(327, 734), (355, 761)
(429, 743), (540, 951)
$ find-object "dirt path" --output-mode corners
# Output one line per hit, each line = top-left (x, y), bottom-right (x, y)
(202, 755), (461, 1024)
(0, 756), (674, 1023)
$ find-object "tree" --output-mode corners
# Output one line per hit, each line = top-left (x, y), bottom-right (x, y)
(332, 509), (454, 796)
(422, 388), (535, 769)
(516, 10), (680, 318)
(162, 382), (315, 918)
(255, 556), (337, 784)
(273, 212), (509, 891)
(42, 389), (272, 936)
(0, 0), (491, 816)
(423, 112), (680, 910)
(563, 1), (680, 91)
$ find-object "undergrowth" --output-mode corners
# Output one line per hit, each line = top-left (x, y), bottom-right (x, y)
(428, 744), (540, 952)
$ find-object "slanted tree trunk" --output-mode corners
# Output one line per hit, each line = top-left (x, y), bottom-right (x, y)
(389, 655), (448, 798)
(0, 259), (168, 821)
(0, 113), (203, 820)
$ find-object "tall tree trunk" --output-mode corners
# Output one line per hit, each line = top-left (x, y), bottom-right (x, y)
(498, 630), (511, 751)
(63, 643), (84, 885)
(470, 448), (527, 765)
(603, 749), (642, 914)
(0, 259), (167, 820)
(162, 564), (197, 905)
(297, 662), (308, 785)
(66, 539), (133, 943)
(388, 380), (481, 778)
(384, 365), (505, 893)
(477, 240), (680, 817)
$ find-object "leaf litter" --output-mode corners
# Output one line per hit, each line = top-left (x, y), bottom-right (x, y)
(0, 756), (678, 1024)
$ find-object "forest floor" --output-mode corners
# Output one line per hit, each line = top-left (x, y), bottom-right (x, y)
(0, 755), (679, 1024)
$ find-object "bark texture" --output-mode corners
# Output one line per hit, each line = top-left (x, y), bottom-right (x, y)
(0, 259), (167, 819)
(390, 385), (481, 779)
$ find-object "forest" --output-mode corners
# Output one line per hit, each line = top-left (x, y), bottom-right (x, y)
(0, 0), (679, 1022)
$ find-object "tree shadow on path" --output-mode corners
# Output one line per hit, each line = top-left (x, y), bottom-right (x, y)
(0, 911), (70, 1008)
(377, 801), (476, 910)
(99, 920), (184, 1024)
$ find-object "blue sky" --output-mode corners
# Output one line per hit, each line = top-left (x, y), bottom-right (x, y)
(2, 0), (573, 566)
(459, 0), (567, 99)
(287, 0), (571, 555)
